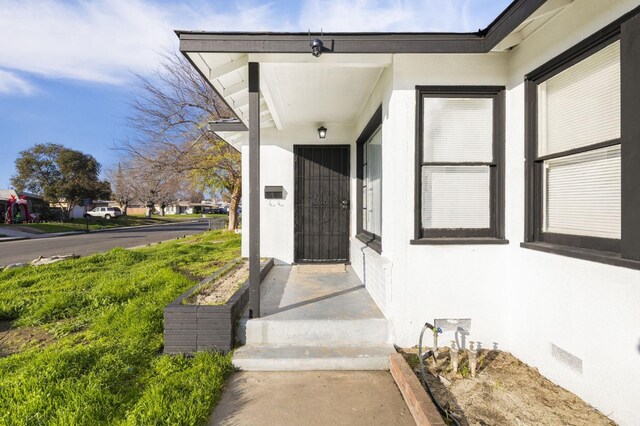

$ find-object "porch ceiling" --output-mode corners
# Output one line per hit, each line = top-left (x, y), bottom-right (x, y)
(185, 51), (390, 146)
(261, 63), (384, 126)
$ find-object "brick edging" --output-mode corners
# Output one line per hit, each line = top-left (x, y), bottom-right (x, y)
(389, 353), (446, 426)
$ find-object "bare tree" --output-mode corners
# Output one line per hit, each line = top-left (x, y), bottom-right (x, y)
(129, 160), (182, 217)
(117, 50), (241, 230)
(105, 162), (136, 215)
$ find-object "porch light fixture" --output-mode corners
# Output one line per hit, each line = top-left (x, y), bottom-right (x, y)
(317, 126), (327, 139)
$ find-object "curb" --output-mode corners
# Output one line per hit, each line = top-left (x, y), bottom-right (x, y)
(0, 237), (30, 242)
(389, 353), (446, 426)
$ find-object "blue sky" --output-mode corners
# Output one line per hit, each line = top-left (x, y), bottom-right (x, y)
(0, 0), (511, 189)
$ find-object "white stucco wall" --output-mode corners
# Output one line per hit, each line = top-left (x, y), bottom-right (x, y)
(385, 52), (511, 352)
(503, 1), (640, 424)
(246, 0), (640, 423)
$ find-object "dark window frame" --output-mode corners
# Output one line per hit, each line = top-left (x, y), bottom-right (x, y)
(413, 86), (506, 244)
(356, 105), (383, 253)
(523, 6), (640, 270)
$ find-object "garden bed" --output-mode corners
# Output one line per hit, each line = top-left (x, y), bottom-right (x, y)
(164, 258), (274, 354)
(399, 347), (614, 426)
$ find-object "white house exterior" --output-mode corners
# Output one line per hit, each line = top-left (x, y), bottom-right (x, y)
(179, 1), (640, 424)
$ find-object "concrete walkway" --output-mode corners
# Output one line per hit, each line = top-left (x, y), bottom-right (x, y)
(210, 371), (415, 426)
(0, 227), (39, 239)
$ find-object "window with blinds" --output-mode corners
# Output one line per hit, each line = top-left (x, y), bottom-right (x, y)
(544, 146), (621, 239)
(422, 166), (490, 229)
(363, 126), (382, 237)
(419, 95), (498, 236)
(538, 42), (620, 157)
(536, 40), (621, 242)
(423, 98), (493, 162)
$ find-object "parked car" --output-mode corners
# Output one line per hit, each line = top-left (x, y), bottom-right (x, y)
(84, 207), (122, 219)
(212, 207), (228, 214)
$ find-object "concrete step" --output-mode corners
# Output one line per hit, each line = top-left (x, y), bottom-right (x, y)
(242, 318), (391, 346)
(233, 344), (394, 371)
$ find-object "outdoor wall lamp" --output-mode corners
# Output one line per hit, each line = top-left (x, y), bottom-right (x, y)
(317, 126), (327, 139)
(310, 38), (323, 57)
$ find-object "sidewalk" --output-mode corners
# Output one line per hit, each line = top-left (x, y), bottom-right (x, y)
(0, 227), (39, 241)
(209, 371), (415, 426)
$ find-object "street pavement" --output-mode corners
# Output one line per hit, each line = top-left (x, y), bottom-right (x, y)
(0, 220), (222, 267)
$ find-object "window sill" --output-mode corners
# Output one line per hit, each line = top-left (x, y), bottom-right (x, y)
(356, 232), (382, 254)
(520, 242), (640, 271)
(410, 238), (509, 245)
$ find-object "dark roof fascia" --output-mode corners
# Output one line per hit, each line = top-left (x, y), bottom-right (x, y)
(178, 32), (487, 54)
(482, 0), (548, 49)
(176, 0), (547, 54)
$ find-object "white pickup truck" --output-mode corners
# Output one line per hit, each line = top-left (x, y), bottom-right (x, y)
(84, 207), (122, 219)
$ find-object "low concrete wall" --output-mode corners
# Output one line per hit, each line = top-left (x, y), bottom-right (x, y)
(164, 258), (274, 354)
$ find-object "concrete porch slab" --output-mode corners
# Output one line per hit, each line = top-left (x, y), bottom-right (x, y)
(294, 263), (347, 273)
(258, 265), (384, 320)
(209, 371), (415, 426)
(234, 265), (393, 371)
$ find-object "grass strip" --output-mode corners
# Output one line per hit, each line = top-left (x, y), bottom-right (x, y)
(0, 230), (240, 425)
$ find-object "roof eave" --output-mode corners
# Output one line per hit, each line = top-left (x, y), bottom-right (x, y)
(176, 0), (547, 54)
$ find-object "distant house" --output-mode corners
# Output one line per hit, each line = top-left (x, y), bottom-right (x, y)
(50, 199), (121, 219)
(126, 204), (148, 216)
(177, 0), (640, 424)
(164, 201), (193, 215)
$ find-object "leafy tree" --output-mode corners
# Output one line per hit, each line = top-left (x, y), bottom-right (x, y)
(118, 51), (241, 230)
(11, 143), (111, 218)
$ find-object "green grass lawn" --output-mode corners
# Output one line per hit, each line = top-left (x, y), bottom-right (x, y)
(3, 214), (228, 234)
(0, 230), (240, 425)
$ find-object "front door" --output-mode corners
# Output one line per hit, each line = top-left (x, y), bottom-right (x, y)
(294, 145), (350, 263)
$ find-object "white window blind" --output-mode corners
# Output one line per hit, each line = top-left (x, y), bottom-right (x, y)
(363, 127), (382, 236)
(544, 145), (621, 239)
(423, 98), (493, 162)
(422, 166), (490, 229)
(538, 41), (620, 157)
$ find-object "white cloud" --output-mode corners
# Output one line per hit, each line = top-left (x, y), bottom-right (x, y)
(0, 0), (504, 95)
(298, 0), (480, 33)
(0, 0), (286, 92)
(0, 69), (36, 95)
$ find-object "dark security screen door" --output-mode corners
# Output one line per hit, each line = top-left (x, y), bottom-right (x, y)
(294, 145), (350, 263)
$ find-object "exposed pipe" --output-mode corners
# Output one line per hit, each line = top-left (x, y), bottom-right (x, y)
(418, 322), (461, 426)
(469, 341), (477, 378)
(450, 340), (459, 374)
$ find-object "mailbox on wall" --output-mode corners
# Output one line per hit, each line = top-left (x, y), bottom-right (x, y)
(264, 186), (284, 199)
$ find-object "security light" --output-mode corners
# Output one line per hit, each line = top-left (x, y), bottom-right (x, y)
(310, 39), (323, 57)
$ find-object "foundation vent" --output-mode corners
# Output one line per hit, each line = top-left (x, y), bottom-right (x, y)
(550, 342), (583, 374)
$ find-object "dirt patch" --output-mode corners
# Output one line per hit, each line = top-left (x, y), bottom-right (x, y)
(185, 260), (248, 305)
(399, 347), (614, 426)
(0, 320), (54, 357)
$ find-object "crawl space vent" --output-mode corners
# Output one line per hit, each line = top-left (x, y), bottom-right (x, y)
(550, 342), (583, 374)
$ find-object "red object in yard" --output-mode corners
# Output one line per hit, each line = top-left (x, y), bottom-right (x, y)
(5, 194), (31, 224)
